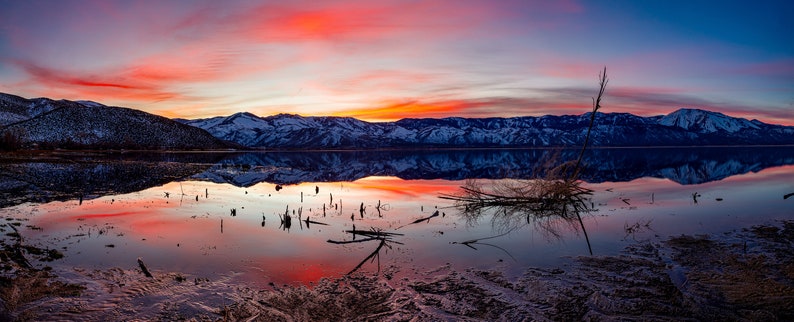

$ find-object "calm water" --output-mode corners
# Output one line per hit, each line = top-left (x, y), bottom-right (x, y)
(2, 147), (793, 287)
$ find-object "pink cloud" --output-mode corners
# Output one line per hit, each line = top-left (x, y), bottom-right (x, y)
(2, 0), (789, 126)
(733, 59), (794, 78)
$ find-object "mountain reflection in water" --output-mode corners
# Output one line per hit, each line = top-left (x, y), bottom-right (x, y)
(196, 146), (794, 185)
(2, 147), (792, 208)
(1, 147), (792, 290)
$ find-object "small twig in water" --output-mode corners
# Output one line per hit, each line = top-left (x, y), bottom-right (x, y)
(396, 210), (440, 229)
(451, 226), (520, 261)
(303, 216), (329, 229)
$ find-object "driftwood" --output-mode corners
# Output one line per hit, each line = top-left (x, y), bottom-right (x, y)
(327, 237), (381, 245)
(439, 68), (607, 256)
(344, 228), (404, 239)
(327, 227), (404, 274)
(137, 257), (153, 278)
(784, 192), (794, 200)
(347, 238), (388, 275)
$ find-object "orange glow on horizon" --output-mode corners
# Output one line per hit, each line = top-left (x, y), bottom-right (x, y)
(332, 100), (463, 121)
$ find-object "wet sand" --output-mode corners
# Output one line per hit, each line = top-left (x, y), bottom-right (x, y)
(3, 220), (792, 321)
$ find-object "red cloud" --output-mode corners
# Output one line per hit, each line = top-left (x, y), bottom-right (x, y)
(212, 1), (505, 44)
(11, 59), (186, 103)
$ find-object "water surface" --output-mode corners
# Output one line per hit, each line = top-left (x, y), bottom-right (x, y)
(2, 147), (793, 287)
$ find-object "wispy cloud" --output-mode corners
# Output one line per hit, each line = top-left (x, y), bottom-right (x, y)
(10, 59), (185, 102)
(0, 0), (791, 125)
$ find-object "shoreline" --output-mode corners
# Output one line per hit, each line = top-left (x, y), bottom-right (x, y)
(2, 220), (792, 320)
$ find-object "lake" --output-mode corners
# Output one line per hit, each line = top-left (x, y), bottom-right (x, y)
(1, 146), (793, 319)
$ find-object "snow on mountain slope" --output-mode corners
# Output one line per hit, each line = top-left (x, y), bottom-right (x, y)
(180, 109), (794, 149)
(181, 113), (403, 148)
(4, 90), (791, 150)
(0, 92), (80, 126)
(659, 108), (760, 133)
(1, 94), (230, 150)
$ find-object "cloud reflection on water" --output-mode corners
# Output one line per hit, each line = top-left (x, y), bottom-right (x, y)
(1, 148), (793, 285)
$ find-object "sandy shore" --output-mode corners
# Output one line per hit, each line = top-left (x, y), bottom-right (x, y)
(2, 220), (793, 321)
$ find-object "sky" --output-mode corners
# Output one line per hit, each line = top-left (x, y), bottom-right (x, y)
(1, 0), (792, 124)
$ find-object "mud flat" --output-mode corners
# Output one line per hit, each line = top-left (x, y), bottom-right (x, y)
(2, 220), (793, 321)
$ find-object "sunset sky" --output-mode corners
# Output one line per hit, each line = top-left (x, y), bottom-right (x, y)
(1, 0), (792, 124)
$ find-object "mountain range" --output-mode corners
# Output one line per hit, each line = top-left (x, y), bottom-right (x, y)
(0, 92), (228, 150)
(180, 109), (794, 149)
(2, 92), (793, 150)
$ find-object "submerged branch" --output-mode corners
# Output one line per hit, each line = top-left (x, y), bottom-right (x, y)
(452, 226), (520, 261)
(440, 179), (593, 219)
(347, 238), (389, 275)
(327, 227), (403, 275)
(345, 228), (404, 238)
(440, 67), (607, 256)
(453, 225), (520, 246)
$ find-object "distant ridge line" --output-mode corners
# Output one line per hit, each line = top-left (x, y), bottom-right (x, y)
(2, 92), (793, 150)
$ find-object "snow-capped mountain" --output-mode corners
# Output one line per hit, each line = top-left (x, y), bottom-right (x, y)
(1, 93), (230, 150)
(3, 91), (792, 150)
(176, 112), (409, 148)
(0, 92), (76, 126)
(658, 108), (761, 133)
(180, 108), (794, 149)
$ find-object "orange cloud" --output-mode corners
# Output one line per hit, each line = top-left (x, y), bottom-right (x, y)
(333, 97), (593, 121)
(333, 100), (462, 121)
(334, 69), (439, 94)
